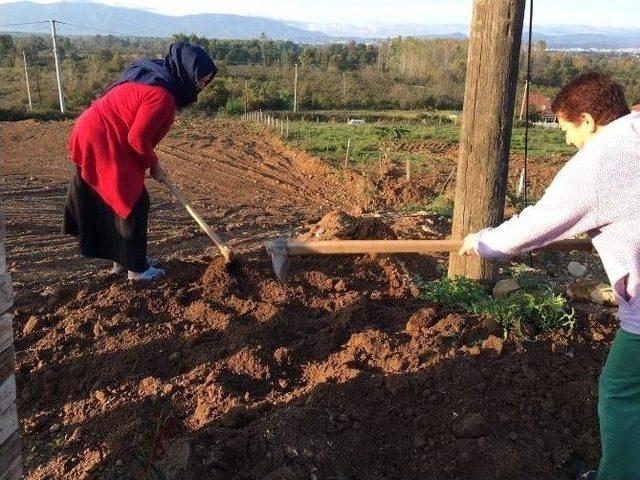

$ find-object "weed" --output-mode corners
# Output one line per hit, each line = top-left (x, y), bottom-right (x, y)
(414, 274), (575, 338)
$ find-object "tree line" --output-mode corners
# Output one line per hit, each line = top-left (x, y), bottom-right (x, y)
(1, 32), (638, 117)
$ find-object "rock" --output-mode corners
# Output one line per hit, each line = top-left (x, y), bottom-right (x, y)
(590, 283), (617, 306)
(94, 390), (107, 405)
(567, 261), (588, 277)
(492, 279), (520, 298)
(284, 445), (299, 459)
(273, 347), (291, 366)
(453, 412), (488, 438)
(566, 279), (600, 303)
(23, 315), (39, 335)
(481, 335), (504, 354)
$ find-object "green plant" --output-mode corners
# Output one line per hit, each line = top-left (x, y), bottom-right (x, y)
(427, 194), (454, 219)
(414, 274), (575, 338)
(414, 275), (487, 312)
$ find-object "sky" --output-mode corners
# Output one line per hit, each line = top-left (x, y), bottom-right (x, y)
(1, 0), (639, 28)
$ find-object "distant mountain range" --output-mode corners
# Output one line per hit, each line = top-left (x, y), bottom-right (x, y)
(1, 1), (639, 49)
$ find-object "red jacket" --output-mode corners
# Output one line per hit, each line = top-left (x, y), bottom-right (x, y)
(68, 83), (176, 218)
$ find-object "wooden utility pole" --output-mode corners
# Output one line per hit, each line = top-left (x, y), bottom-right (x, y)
(448, 0), (526, 281)
(50, 19), (65, 113)
(293, 63), (298, 113)
(21, 51), (32, 111)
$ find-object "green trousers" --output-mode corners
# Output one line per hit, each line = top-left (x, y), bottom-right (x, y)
(598, 328), (640, 479)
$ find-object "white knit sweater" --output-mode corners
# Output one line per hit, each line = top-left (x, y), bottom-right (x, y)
(475, 112), (640, 334)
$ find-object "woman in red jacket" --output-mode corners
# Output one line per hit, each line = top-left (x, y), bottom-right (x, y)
(63, 41), (216, 280)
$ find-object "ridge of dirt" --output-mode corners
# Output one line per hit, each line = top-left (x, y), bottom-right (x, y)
(1, 118), (610, 480)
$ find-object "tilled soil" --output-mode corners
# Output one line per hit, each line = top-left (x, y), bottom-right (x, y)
(1, 118), (615, 480)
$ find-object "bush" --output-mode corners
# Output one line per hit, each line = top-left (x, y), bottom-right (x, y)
(220, 97), (244, 116)
(190, 80), (230, 114)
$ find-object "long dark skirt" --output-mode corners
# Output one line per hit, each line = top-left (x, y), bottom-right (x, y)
(63, 167), (150, 272)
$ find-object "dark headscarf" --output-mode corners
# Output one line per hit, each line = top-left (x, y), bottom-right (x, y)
(111, 41), (217, 108)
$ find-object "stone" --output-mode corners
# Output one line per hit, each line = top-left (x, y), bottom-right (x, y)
(452, 412), (488, 438)
(566, 279), (600, 303)
(589, 283), (617, 306)
(567, 261), (588, 277)
(492, 279), (520, 298)
(273, 347), (291, 366)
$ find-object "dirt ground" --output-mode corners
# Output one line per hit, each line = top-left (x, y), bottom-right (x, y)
(1, 118), (615, 480)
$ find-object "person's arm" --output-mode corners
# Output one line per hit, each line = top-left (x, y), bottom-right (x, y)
(127, 88), (176, 169)
(466, 150), (601, 260)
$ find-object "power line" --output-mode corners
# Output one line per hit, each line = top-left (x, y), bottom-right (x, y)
(0, 21), (49, 28)
(55, 21), (130, 37)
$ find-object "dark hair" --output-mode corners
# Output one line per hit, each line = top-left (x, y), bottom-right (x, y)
(551, 72), (630, 126)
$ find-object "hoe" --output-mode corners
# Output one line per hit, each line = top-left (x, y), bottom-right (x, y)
(266, 237), (593, 283)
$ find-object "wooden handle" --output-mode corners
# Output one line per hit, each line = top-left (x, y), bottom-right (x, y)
(162, 176), (231, 261)
(284, 238), (592, 256)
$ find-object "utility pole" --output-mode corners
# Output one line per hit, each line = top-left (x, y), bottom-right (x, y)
(293, 63), (298, 114)
(448, 0), (526, 281)
(21, 51), (33, 111)
(50, 19), (65, 114)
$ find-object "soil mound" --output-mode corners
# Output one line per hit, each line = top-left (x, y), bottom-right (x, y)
(299, 210), (397, 241)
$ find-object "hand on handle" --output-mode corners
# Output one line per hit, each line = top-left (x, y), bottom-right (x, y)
(150, 163), (168, 183)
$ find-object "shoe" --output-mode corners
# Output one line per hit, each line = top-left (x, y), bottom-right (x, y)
(110, 262), (125, 275)
(110, 257), (161, 275)
(127, 266), (166, 281)
(578, 471), (597, 480)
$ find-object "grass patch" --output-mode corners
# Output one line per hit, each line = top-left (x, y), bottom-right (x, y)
(414, 274), (575, 338)
(399, 194), (454, 219)
(281, 114), (574, 174)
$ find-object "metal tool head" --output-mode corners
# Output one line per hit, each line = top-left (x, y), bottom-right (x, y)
(266, 237), (290, 284)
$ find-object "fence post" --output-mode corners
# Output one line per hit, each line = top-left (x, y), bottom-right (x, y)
(0, 213), (22, 480)
(344, 138), (351, 169)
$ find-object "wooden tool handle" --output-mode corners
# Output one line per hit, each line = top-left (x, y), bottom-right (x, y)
(162, 176), (231, 261)
(284, 238), (592, 255)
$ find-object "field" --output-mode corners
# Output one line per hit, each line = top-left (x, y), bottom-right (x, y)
(1, 117), (616, 479)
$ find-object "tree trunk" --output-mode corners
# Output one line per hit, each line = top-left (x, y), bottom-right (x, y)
(448, 0), (526, 281)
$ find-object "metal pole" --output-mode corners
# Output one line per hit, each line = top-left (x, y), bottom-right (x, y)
(293, 63), (298, 114)
(50, 19), (65, 113)
(22, 51), (33, 111)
